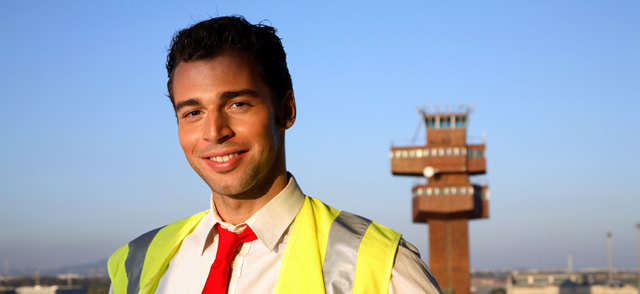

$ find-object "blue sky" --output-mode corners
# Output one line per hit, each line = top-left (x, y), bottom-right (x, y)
(1, 1), (638, 272)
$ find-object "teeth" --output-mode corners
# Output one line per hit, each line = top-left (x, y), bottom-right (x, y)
(210, 152), (238, 163)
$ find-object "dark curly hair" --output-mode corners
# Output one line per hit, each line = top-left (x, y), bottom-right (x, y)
(166, 16), (292, 120)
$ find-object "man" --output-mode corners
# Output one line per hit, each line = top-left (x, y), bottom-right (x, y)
(108, 16), (441, 294)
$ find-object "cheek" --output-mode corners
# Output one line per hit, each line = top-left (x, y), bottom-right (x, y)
(269, 120), (280, 144)
(178, 126), (198, 152)
(257, 118), (280, 145)
(237, 114), (274, 137)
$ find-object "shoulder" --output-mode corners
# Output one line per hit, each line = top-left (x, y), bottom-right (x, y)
(302, 197), (403, 292)
(390, 239), (442, 293)
(306, 196), (402, 241)
(108, 210), (210, 292)
(108, 210), (209, 270)
(306, 196), (403, 266)
(126, 210), (210, 249)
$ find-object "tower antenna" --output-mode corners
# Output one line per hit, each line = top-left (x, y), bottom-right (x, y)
(411, 105), (424, 145)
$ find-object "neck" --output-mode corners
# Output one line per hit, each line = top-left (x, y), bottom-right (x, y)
(212, 172), (289, 225)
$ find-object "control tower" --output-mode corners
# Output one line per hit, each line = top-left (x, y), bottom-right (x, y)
(390, 106), (489, 294)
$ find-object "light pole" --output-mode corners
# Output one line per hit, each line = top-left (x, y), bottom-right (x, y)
(636, 223), (639, 292)
(568, 254), (573, 274)
(607, 232), (613, 284)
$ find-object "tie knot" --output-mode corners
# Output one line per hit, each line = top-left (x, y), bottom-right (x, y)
(216, 223), (258, 244)
(237, 225), (258, 242)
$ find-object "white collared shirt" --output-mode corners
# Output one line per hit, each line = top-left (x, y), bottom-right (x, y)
(147, 176), (441, 293)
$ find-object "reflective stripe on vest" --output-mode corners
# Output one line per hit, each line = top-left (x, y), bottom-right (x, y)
(125, 227), (164, 294)
(322, 211), (372, 294)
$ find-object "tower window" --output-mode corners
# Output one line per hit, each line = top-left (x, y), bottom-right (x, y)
(468, 149), (485, 158)
(425, 117), (436, 128)
(455, 116), (467, 128)
(440, 117), (451, 128)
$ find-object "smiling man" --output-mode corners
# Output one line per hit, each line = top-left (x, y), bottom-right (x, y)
(108, 16), (441, 294)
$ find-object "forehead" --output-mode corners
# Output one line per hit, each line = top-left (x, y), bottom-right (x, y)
(173, 54), (254, 88)
(171, 54), (274, 105)
(175, 53), (253, 78)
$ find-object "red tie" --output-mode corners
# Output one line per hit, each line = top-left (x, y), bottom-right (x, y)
(201, 224), (258, 294)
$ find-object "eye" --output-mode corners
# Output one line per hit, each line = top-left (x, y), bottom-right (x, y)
(183, 110), (201, 118)
(230, 101), (249, 108)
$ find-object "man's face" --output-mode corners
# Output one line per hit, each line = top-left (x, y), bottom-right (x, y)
(171, 53), (294, 200)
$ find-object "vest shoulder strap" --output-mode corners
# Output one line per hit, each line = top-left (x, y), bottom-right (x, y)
(276, 196), (401, 294)
(108, 210), (208, 294)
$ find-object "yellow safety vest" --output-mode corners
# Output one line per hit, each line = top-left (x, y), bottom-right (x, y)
(108, 196), (402, 294)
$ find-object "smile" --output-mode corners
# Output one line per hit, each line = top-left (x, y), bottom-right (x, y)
(209, 152), (240, 163)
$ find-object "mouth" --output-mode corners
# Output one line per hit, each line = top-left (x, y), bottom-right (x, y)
(209, 152), (240, 163)
(206, 150), (247, 163)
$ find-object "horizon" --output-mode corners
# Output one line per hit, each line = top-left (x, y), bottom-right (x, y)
(2, 257), (639, 277)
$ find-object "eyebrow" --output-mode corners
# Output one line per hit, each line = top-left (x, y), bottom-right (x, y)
(175, 98), (202, 113)
(220, 89), (260, 100)
(174, 89), (262, 113)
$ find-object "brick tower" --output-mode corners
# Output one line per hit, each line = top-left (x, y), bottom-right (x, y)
(390, 106), (489, 294)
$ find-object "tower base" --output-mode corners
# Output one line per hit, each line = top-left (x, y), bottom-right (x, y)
(429, 218), (470, 294)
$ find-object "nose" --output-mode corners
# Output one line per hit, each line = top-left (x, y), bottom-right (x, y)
(203, 110), (233, 143)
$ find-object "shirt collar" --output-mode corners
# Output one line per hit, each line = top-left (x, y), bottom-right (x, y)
(204, 173), (305, 252)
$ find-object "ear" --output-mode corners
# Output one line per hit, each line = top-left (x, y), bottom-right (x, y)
(280, 90), (296, 130)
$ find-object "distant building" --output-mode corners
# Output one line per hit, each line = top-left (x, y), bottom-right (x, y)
(0, 286), (17, 294)
(507, 272), (639, 294)
(471, 276), (506, 294)
(14, 286), (84, 294)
